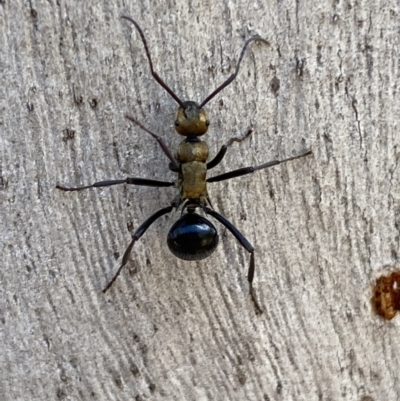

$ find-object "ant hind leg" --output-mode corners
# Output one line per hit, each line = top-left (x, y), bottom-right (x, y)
(102, 205), (174, 292)
(204, 207), (263, 314)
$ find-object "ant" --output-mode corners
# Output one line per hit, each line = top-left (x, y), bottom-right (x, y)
(57, 16), (312, 312)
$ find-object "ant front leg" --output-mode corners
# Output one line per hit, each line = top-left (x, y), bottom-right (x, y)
(125, 114), (179, 171)
(207, 128), (253, 170)
(56, 178), (174, 192)
(203, 207), (262, 315)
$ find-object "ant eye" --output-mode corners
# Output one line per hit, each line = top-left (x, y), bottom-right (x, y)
(205, 120), (210, 126)
(174, 120), (180, 126)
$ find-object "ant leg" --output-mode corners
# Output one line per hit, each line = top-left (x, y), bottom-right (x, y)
(207, 128), (253, 170)
(56, 178), (174, 192)
(207, 149), (312, 183)
(203, 207), (262, 314)
(125, 114), (179, 171)
(103, 205), (174, 292)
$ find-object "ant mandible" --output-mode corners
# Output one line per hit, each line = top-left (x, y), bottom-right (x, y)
(57, 16), (312, 312)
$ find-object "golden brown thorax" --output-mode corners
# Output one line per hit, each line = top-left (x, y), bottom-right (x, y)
(174, 101), (209, 137)
(178, 140), (209, 163)
(178, 140), (209, 201)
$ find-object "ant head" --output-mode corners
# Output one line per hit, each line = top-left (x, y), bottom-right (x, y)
(174, 101), (209, 137)
(121, 16), (269, 137)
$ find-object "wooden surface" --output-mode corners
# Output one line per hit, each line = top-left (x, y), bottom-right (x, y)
(1, 1), (399, 400)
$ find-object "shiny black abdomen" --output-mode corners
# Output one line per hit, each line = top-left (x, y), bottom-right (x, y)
(167, 213), (219, 260)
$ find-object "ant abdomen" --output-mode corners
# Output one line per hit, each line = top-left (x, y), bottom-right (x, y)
(167, 213), (219, 260)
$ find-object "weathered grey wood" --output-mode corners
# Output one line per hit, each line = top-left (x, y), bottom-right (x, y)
(1, 1), (399, 400)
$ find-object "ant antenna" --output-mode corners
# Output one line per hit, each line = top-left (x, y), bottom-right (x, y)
(121, 15), (186, 109)
(122, 16), (269, 110)
(199, 36), (269, 108)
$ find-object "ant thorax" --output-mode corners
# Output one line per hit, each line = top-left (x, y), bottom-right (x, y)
(177, 139), (209, 202)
